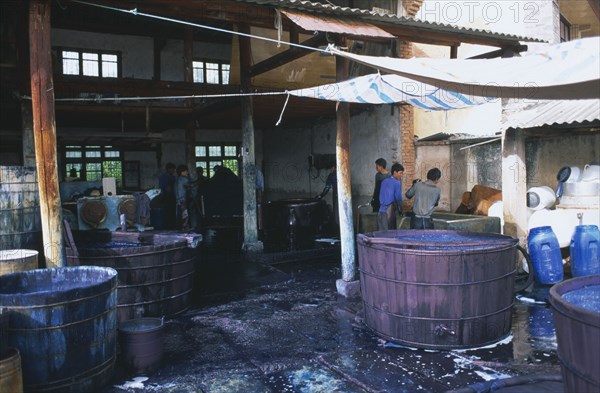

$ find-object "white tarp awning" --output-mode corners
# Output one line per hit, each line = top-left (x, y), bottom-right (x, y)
(327, 37), (600, 100)
(289, 73), (490, 110)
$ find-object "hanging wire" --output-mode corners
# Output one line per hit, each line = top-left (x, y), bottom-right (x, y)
(72, 0), (333, 55)
(275, 92), (291, 126)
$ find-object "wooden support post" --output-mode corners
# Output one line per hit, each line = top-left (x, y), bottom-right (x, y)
(450, 44), (459, 59)
(501, 128), (528, 246)
(335, 40), (356, 283)
(183, 27), (196, 176)
(21, 101), (36, 167)
(239, 24), (260, 250)
(29, 0), (65, 268)
(153, 36), (165, 81)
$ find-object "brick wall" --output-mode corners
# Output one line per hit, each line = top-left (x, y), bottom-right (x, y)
(397, 0), (422, 209)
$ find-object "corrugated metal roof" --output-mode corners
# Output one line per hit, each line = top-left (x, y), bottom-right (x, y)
(502, 99), (600, 130)
(280, 9), (395, 38)
(237, 0), (544, 43)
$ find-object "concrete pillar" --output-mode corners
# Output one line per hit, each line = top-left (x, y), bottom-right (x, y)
(501, 128), (528, 246)
(334, 45), (359, 297)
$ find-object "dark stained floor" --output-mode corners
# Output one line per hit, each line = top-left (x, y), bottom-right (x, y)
(102, 234), (564, 393)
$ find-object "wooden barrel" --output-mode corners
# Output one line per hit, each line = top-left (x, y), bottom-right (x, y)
(0, 266), (117, 392)
(0, 348), (23, 393)
(66, 231), (194, 322)
(549, 275), (600, 393)
(357, 230), (519, 350)
(0, 250), (38, 276)
(0, 166), (42, 252)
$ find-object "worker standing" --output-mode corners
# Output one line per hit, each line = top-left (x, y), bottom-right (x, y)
(377, 163), (404, 231)
(405, 168), (441, 229)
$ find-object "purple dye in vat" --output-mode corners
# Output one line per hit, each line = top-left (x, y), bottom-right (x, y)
(391, 232), (513, 250)
(562, 285), (600, 313)
(78, 241), (141, 248)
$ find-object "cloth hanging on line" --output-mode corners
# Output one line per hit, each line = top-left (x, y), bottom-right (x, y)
(326, 37), (600, 100)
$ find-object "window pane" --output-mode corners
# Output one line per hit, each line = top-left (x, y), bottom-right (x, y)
(66, 151), (82, 158)
(208, 146), (221, 156)
(193, 61), (204, 83)
(86, 163), (102, 181)
(86, 151), (101, 158)
(223, 159), (238, 176)
(206, 62), (219, 84)
(209, 161), (222, 177)
(223, 146), (236, 156)
(62, 51), (80, 75)
(82, 52), (99, 76)
(67, 164), (82, 178)
(103, 161), (122, 186)
(104, 151), (120, 158)
(102, 54), (118, 78)
(221, 64), (230, 85)
(195, 146), (206, 157)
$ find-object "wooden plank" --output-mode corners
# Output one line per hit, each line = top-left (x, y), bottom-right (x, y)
(335, 37), (356, 283)
(29, 0), (65, 268)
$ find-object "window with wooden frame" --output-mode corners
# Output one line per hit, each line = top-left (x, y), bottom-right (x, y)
(58, 48), (121, 78)
(192, 60), (230, 84)
(195, 143), (240, 177)
(63, 145), (123, 186)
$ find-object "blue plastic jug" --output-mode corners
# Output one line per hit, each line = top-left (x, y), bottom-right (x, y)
(570, 225), (600, 277)
(528, 226), (563, 284)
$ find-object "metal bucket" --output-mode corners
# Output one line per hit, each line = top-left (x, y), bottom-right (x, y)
(549, 275), (600, 393)
(118, 317), (164, 373)
(0, 249), (38, 276)
(0, 266), (117, 392)
(264, 198), (327, 251)
(0, 166), (42, 252)
(66, 231), (194, 322)
(357, 230), (523, 349)
(0, 348), (23, 393)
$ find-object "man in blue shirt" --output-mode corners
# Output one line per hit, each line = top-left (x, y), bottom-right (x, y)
(377, 163), (404, 231)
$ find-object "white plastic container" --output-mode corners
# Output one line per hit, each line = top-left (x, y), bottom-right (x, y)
(565, 166), (582, 183)
(581, 164), (600, 182)
(527, 186), (557, 210)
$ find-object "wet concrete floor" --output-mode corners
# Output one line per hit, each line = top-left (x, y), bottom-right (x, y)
(103, 241), (563, 393)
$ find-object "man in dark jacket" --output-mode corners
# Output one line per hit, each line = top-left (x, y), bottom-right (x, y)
(371, 158), (391, 212)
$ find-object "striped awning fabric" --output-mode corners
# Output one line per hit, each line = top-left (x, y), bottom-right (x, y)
(290, 73), (490, 110)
